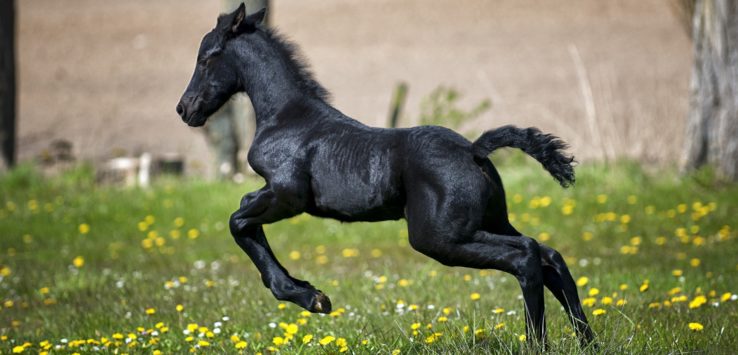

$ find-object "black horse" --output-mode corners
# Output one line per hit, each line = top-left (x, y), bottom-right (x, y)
(176, 4), (594, 347)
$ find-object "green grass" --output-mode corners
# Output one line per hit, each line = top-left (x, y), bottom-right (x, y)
(0, 158), (736, 354)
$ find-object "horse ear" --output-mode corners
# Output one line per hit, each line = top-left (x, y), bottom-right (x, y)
(231, 5), (267, 35)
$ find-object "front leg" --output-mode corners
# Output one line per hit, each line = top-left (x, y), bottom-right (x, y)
(230, 183), (306, 233)
(229, 186), (331, 313)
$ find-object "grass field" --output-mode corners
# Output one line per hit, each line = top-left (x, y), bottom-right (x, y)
(1, 158), (736, 354)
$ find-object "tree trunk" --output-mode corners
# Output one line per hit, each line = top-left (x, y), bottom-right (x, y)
(682, 0), (738, 180)
(203, 0), (267, 179)
(0, 0), (16, 171)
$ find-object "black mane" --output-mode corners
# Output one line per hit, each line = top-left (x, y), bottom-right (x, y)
(260, 27), (331, 102)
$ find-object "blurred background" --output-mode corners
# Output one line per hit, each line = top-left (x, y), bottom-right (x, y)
(3, 2), (738, 353)
(3, 0), (706, 180)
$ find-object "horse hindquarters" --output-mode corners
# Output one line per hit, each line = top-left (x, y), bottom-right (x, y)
(402, 157), (547, 344)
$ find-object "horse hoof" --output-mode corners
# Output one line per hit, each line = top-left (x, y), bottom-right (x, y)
(309, 291), (332, 314)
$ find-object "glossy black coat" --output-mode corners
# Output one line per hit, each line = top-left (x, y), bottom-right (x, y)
(177, 4), (594, 347)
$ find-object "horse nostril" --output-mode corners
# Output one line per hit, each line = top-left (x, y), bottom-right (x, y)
(176, 103), (185, 117)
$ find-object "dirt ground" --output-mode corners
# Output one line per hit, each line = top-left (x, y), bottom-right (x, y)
(16, 0), (691, 175)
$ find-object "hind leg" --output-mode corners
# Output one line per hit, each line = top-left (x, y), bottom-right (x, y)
(404, 184), (547, 344)
(484, 217), (594, 345)
(410, 229), (547, 344)
(538, 243), (595, 345)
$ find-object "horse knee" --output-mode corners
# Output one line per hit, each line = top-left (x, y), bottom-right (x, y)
(540, 244), (568, 272)
(516, 237), (544, 285)
(229, 211), (254, 237)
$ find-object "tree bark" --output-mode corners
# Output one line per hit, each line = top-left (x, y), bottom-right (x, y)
(682, 0), (738, 181)
(0, 0), (16, 171)
(203, 0), (267, 179)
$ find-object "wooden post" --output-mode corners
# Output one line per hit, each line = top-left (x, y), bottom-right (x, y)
(0, 0), (16, 171)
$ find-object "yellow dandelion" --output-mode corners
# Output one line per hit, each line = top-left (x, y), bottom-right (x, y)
(319, 335), (335, 346)
(576, 276), (589, 287)
(592, 309), (606, 316)
(518, 334), (527, 342)
(72, 256), (85, 268)
(145, 307), (156, 315)
(302, 334), (313, 344)
(538, 232), (550, 242)
(688, 322), (704, 331)
(493, 307), (505, 314)
(411, 322), (421, 330)
(272, 337), (285, 346)
(640, 282), (649, 292)
(138, 221), (149, 232)
(187, 228), (200, 239)
(235, 340), (248, 349)
(285, 323), (298, 335)
(672, 269), (683, 277)
(689, 295), (707, 309)
(289, 250), (301, 260)
(470, 292), (481, 301)
(176, 304), (184, 312)
(690, 258), (701, 267)
(174, 217), (185, 227)
(588, 288), (600, 296)
(398, 279), (411, 287)
(582, 297), (596, 307)
(198, 340), (210, 347)
(494, 323), (505, 330)
(78, 223), (90, 234)
(341, 248), (359, 258)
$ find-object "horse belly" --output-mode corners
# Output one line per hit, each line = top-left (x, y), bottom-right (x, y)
(308, 171), (404, 222)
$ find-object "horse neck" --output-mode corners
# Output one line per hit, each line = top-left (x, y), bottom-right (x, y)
(234, 38), (322, 129)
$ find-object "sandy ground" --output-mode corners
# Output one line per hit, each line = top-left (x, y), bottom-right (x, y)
(16, 0), (691, 175)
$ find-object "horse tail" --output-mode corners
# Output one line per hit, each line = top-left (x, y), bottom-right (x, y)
(472, 125), (576, 187)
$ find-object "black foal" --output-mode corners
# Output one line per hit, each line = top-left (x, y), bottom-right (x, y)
(176, 4), (594, 346)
